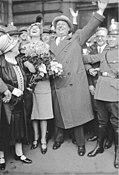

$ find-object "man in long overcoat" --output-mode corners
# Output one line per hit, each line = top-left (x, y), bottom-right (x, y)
(50, 1), (107, 156)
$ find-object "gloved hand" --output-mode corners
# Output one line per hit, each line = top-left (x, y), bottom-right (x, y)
(12, 88), (23, 97)
(24, 61), (36, 73)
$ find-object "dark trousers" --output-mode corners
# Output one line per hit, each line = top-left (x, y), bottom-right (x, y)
(54, 125), (85, 146)
(96, 100), (119, 131)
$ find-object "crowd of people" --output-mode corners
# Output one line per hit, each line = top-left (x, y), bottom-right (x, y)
(0, 0), (119, 171)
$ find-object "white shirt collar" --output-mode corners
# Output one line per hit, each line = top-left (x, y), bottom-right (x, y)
(97, 43), (107, 53)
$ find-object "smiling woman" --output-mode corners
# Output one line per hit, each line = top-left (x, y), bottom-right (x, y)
(24, 22), (54, 154)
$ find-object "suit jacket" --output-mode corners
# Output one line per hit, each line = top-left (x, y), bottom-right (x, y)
(85, 44), (109, 86)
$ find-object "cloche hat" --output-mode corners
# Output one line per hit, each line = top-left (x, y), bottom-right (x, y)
(0, 34), (18, 53)
(6, 25), (22, 36)
(27, 22), (43, 36)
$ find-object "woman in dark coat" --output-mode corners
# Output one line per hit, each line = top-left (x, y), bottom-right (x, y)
(0, 34), (32, 170)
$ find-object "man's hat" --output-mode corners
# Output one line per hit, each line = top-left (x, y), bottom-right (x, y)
(43, 27), (51, 34)
(52, 15), (73, 33)
(5, 25), (22, 36)
(0, 34), (18, 53)
(18, 27), (27, 33)
(109, 19), (119, 35)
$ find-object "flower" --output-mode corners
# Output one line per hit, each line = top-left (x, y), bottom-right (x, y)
(23, 40), (63, 90)
(48, 61), (63, 77)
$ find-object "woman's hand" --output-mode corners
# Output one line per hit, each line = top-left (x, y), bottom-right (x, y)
(2, 89), (12, 103)
(24, 61), (36, 73)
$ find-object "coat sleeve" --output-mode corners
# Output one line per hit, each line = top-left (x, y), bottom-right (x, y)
(0, 78), (8, 93)
(83, 53), (101, 64)
(77, 12), (105, 46)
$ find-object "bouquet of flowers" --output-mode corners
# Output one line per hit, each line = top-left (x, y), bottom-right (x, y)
(23, 41), (63, 90)
(48, 60), (63, 77)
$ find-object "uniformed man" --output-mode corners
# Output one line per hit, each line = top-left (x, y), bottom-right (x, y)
(83, 19), (119, 168)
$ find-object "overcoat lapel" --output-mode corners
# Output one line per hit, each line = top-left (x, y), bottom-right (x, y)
(50, 36), (72, 58)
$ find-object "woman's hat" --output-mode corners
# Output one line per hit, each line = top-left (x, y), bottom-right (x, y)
(6, 25), (22, 36)
(52, 15), (73, 33)
(109, 19), (119, 35)
(0, 34), (18, 53)
(27, 22), (43, 36)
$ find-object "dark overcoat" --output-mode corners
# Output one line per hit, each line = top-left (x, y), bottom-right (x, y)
(50, 13), (104, 129)
(0, 78), (8, 141)
(0, 54), (28, 142)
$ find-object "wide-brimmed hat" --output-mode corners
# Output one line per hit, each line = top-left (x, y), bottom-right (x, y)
(5, 25), (22, 36)
(0, 34), (18, 53)
(109, 19), (119, 35)
(52, 15), (73, 33)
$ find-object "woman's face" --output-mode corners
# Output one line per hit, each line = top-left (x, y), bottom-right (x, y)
(30, 25), (41, 37)
(11, 42), (20, 55)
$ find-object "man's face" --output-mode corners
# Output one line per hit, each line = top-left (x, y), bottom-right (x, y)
(96, 30), (107, 46)
(56, 20), (70, 37)
(42, 33), (50, 43)
(108, 34), (119, 48)
(11, 35), (20, 42)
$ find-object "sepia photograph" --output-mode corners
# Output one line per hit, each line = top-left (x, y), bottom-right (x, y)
(0, 0), (118, 174)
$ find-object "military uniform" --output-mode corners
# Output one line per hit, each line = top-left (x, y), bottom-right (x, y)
(83, 20), (119, 168)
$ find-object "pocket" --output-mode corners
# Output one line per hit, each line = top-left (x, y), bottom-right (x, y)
(110, 79), (119, 90)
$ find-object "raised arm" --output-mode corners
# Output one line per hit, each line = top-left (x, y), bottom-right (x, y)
(79, 0), (108, 46)
(69, 7), (78, 33)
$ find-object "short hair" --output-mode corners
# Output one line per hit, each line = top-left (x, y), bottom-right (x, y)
(96, 27), (108, 34)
